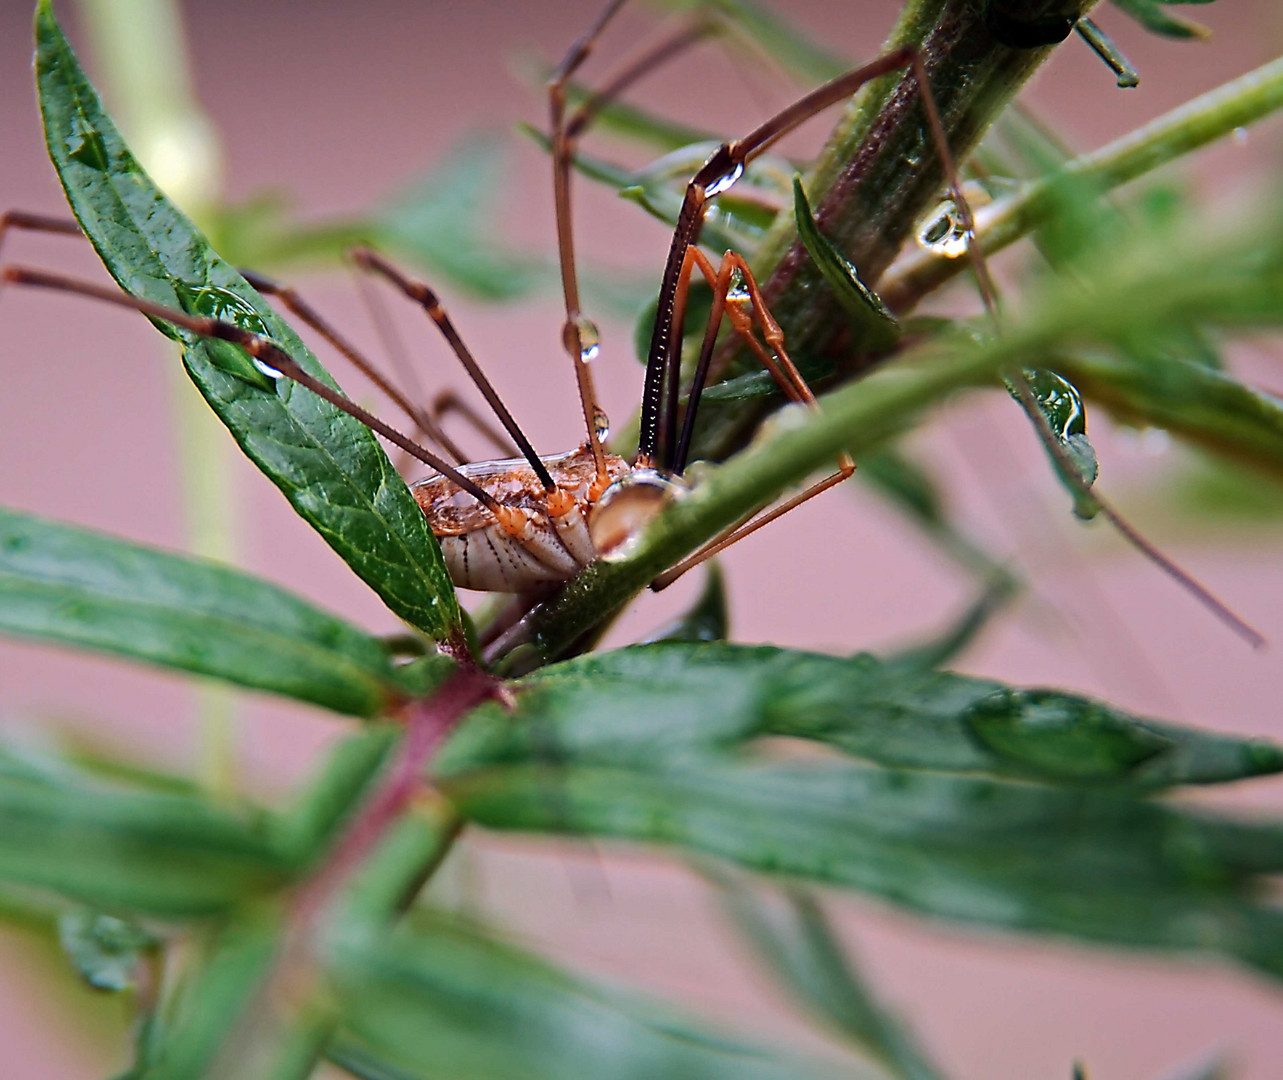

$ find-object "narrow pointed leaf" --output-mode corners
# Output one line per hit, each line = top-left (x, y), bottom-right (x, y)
(794, 178), (900, 353)
(0, 506), (399, 717)
(1008, 368), (1101, 519)
(35, 1), (460, 642)
(644, 563), (729, 643)
(329, 911), (865, 1080)
(438, 643), (1283, 789)
(443, 756), (1283, 976)
(0, 765), (288, 916)
(715, 879), (946, 1080)
(1109, 0), (1211, 39)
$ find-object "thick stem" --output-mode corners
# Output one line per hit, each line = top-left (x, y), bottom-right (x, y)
(880, 55), (1283, 310)
(690, 0), (1098, 463)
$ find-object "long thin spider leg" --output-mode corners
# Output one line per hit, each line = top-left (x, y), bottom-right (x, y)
(562, 18), (718, 144)
(0, 264), (503, 511)
(431, 388), (519, 460)
(239, 269), (470, 466)
(652, 251), (854, 591)
(347, 265), (469, 467)
(348, 247), (555, 492)
(639, 46), (928, 469)
(549, 0), (631, 485)
(0, 210), (82, 259)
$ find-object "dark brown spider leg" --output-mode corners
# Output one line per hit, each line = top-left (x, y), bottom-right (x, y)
(639, 44), (993, 470)
(348, 246), (555, 492)
(240, 269), (470, 465)
(0, 264), (503, 511)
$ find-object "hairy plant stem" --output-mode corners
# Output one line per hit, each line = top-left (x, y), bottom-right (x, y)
(689, 0), (1099, 465)
(511, 212), (1276, 666)
(881, 55), (1283, 310)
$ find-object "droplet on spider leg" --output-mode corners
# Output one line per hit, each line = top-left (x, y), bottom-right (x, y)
(705, 161), (744, 197)
(251, 357), (284, 382)
(562, 314), (601, 364)
(577, 315), (601, 364)
(593, 408), (611, 443)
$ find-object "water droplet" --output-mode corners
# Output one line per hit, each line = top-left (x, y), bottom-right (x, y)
(1232, 126), (1249, 147)
(727, 277), (751, 306)
(65, 116), (109, 171)
(1023, 369), (1086, 440)
(252, 357), (284, 381)
(705, 161), (745, 197)
(175, 283), (277, 387)
(915, 199), (970, 258)
(178, 283), (270, 336)
(592, 408), (611, 443)
(576, 315), (601, 364)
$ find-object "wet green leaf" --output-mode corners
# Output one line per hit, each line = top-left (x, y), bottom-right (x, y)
(36, 1), (461, 642)
(328, 909), (860, 1080)
(445, 754), (1283, 976)
(715, 879), (946, 1080)
(793, 178), (900, 353)
(0, 506), (400, 717)
(440, 643), (1281, 788)
(1109, 0), (1213, 39)
(1008, 369), (1100, 519)
(644, 563), (730, 643)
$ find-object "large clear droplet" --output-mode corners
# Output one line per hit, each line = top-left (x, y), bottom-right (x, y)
(576, 315), (601, 364)
(727, 276), (752, 310)
(252, 357), (284, 381)
(705, 161), (745, 197)
(916, 199), (970, 259)
(592, 408), (611, 443)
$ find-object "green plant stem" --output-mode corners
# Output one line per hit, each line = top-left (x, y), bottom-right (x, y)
(880, 55), (1283, 310)
(515, 216), (1276, 664)
(691, 0), (1099, 463)
(77, 0), (237, 796)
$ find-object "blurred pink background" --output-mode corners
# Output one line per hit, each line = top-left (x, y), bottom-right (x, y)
(1, 0), (1281, 1076)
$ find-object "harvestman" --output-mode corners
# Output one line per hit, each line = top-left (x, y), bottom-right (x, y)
(0, 2), (979, 594)
(1, 2), (1256, 646)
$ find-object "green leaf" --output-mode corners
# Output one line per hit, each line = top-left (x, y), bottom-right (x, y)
(793, 177), (900, 353)
(715, 878), (946, 1080)
(1008, 369), (1100, 519)
(329, 910), (861, 1080)
(35, 0), (461, 643)
(1064, 351), (1283, 480)
(132, 906), (330, 1080)
(644, 563), (729, 643)
(0, 506), (400, 717)
(375, 135), (546, 301)
(444, 756), (1283, 976)
(440, 643), (1283, 789)
(699, 355), (836, 403)
(1109, 0), (1212, 39)
(0, 763), (288, 916)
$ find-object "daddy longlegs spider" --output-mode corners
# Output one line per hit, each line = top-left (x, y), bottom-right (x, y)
(0, 0), (1261, 652)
